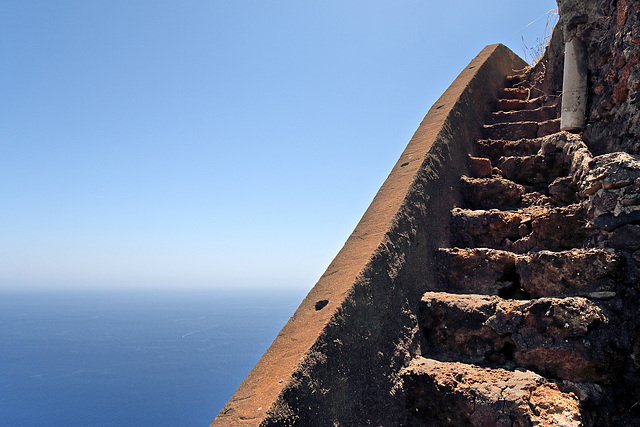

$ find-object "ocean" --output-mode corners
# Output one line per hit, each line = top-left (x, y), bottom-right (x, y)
(0, 288), (306, 426)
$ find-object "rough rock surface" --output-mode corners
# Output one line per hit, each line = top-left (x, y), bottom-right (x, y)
(419, 292), (612, 383)
(476, 138), (542, 160)
(607, 224), (640, 251)
(548, 0), (640, 155)
(405, 3), (640, 422)
(467, 155), (493, 178)
(460, 176), (525, 209)
(451, 204), (588, 253)
(579, 152), (640, 230)
(435, 248), (517, 295)
(497, 153), (565, 186)
(402, 358), (583, 427)
(435, 248), (622, 298)
(517, 249), (622, 298)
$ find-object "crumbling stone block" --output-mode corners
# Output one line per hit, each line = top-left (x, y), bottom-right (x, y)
(435, 248), (517, 295)
(451, 208), (524, 249)
(501, 87), (530, 100)
(497, 153), (565, 185)
(549, 176), (578, 203)
(497, 97), (544, 112)
(527, 131), (592, 183)
(483, 121), (539, 140)
(517, 249), (623, 298)
(468, 156), (493, 178)
(419, 292), (611, 383)
(579, 152), (640, 230)
(475, 138), (542, 160)
(451, 205), (588, 253)
(537, 118), (561, 136)
(402, 357), (583, 427)
(488, 105), (558, 125)
(460, 176), (525, 209)
(529, 204), (588, 251)
(435, 248), (622, 299)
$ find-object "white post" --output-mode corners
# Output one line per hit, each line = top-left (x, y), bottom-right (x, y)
(560, 38), (587, 132)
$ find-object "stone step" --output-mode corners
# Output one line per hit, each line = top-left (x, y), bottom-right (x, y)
(488, 105), (559, 125)
(506, 73), (527, 86)
(475, 137), (543, 160)
(538, 118), (561, 136)
(418, 292), (614, 383)
(478, 132), (590, 194)
(402, 357), (584, 427)
(517, 249), (623, 298)
(460, 176), (525, 209)
(500, 87), (531, 100)
(496, 94), (560, 111)
(482, 119), (561, 140)
(450, 208), (524, 250)
(482, 121), (539, 140)
(434, 248), (622, 298)
(450, 204), (588, 253)
(496, 96), (545, 111)
(496, 152), (566, 186)
(467, 156), (494, 178)
(434, 248), (519, 296)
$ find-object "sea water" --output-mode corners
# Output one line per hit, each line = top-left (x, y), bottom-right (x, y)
(0, 288), (305, 426)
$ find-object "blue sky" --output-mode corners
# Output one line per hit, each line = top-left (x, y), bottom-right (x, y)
(1, 1), (557, 291)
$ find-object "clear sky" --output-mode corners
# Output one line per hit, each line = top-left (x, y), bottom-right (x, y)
(1, 1), (558, 291)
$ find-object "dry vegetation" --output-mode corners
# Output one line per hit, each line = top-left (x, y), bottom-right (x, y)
(522, 9), (559, 65)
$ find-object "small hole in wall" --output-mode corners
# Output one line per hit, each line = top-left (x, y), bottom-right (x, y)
(468, 66), (475, 69)
(400, 162), (409, 167)
(435, 105), (444, 110)
(500, 342), (516, 361)
(497, 266), (530, 300)
(315, 300), (329, 311)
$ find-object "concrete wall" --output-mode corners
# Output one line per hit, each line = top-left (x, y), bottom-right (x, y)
(212, 43), (527, 427)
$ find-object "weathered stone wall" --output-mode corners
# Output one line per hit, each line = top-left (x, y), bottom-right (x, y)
(545, 0), (640, 154)
(524, 6), (640, 417)
(211, 44), (526, 426)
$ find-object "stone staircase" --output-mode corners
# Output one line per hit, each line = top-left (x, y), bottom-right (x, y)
(212, 44), (640, 426)
(401, 76), (628, 426)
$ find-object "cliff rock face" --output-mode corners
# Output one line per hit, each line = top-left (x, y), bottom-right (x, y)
(542, 0), (640, 154)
